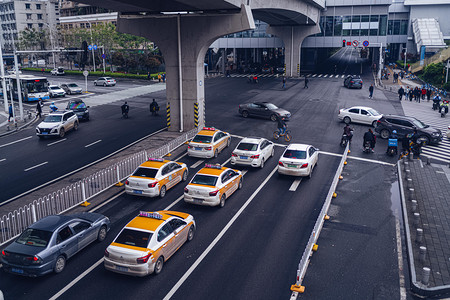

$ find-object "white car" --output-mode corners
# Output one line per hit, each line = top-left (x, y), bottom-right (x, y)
(50, 67), (65, 76)
(446, 125), (450, 139)
(338, 106), (382, 127)
(36, 110), (79, 138)
(278, 144), (319, 178)
(94, 77), (116, 86)
(230, 137), (274, 168)
(48, 85), (66, 98)
(187, 127), (231, 158)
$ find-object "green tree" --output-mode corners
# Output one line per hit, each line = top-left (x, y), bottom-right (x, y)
(423, 62), (445, 85)
(18, 28), (48, 50)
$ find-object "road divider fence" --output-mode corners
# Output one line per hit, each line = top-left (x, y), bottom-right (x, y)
(290, 144), (350, 298)
(0, 128), (199, 246)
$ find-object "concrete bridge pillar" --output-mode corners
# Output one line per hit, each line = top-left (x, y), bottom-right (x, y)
(117, 6), (255, 132)
(267, 25), (320, 78)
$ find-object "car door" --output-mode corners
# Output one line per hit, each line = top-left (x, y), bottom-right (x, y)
(360, 109), (371, 125)
(309, 146), (318, 166)
(166, 163), (182, 189)
(347, 108), (360, 123)
(56, 225), (78, 258)
(62, 113), (71, 131)
(156, 223), (176, 259)
(168, 218), (188, 249)
(260, 140), (269, 161)
(69, 220), (95, 251)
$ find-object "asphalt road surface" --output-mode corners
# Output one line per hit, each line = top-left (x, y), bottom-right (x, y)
(0, 59), (414, 299)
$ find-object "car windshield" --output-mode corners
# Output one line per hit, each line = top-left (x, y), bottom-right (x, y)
(105, 77), (113, 80)
(68, 102), (86, 109)
(264, 103), (278, 110)
(115, 228), (152, 248)
(191, 174), (218, 186)
(49, 86), (60, 90)
(192, 135), (212, 143)
(283, 150), (307, 159)
(16, 228), (52, 247)
(368, 109), (380, 116)
(43, 115), (62, 122)
(68, 83), (79, 88)
(132, 167), (158, 178)
(411, 119), (426, 129)
(237, 142), (258, 151)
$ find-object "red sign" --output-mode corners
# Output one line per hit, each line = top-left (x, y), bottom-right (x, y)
(347, 41), (351, 46)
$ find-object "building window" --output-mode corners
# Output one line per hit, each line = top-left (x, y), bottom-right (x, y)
(400, 20), (408, 35)
(379, 15), (388, 36)
(334, 16), (343, 36)
(25, 3), (31, 9)
(68, 24), (73, 29)
(360, 29), (369, 36)
(27, 23), (32, 29)
(80, 23), (85, 28)
(369, 29), (378, 36)
(325, 16), (333, 36)
(38, 23), (43, 28)
(36, 4), (41, 9)
(388, 20), (393, 35)
(351, 29), (360, 36)
(361, 15), (370, 23)
(370, 15), (379, 22)
(11, 23), (16, 30)
(26, 13), (32, 20)
(37, 14), (42, 20)
(85, 23), (90, 28)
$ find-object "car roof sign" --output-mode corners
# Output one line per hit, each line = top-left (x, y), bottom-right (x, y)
(204, 163), (222, 169)
(139, 211), (163, 219)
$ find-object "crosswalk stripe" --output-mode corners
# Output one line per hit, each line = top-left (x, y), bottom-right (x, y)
(323, 74), (328, 78)
(312, 74), (317, 77)
(341, 75), (345, 78)
(318, 74), (323, 78)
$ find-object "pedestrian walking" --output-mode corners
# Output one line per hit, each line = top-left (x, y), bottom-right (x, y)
(162, 73), (166, 82)
(304, 76), (309, 88)
(147, 72), (150, 80)
(36, 101), (42, 118)
(421, 87), (426, 100)
(426, 88), (431, 101)
(408, 88), (413, 101)
(282, 76), (286, 89)
(158, 74), (161, 82)
(8, 103), (13, 122)
(398, 86), (404, 101)
(369, 84), (374, 99)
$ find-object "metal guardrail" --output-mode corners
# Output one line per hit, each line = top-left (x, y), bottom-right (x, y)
(290, 144), (350, 298)
(0, 128), (199, 245)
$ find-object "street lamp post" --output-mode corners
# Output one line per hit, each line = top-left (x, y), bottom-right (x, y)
(44, 24), (56, 69)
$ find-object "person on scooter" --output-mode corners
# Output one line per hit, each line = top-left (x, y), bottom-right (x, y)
(386, 130), (398, 155)
(276, 115), (286, 136)
(49, 102), (58, 112)
(363, 128), (376, 152)
(150, 99), (159, 116)
(342, 124), (353, 143)
(440, 99), (449, 116)
(121, 101), (129, 118)
(433, 94), (441, 111)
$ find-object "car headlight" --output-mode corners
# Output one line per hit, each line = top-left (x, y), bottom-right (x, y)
(36, 127), (41, 133)
(431, 132), (440, 136)
(51, 126), (59, 133)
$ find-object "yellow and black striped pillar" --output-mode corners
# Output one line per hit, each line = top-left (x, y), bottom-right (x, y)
(284, 64), (286, 76)
(194, 102), (199, 128)
(166, 102), (171, 128)
(297, 64), (300, 76)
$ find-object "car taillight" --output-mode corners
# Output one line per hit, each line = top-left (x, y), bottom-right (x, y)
(125, 180), (129, 185)
(184, 187), (189, 193)
(377, 120), (381, 124)
(148, 182), (157, 188)
(187, 145), (192, 149)
(209, 190), (219, 196)
(350, 81), (354, 83)
(1, 250), (9, 257)
(278, 161), (284, 166)
(231, 153), (237, 157)
(137, 253), (152, 264)
(300, 163), (308, 168)
(205, 146), (212, 151)
(25, 255), (42, 264)
(250, 154), (259, 159)
(104, 249), (109, 257)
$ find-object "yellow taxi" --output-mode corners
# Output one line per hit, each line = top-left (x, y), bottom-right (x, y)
(125, 158), (188, 198)
(104, 210), (195, 277)
(187, 127), (231, 158)
(184, 164), (243, 207)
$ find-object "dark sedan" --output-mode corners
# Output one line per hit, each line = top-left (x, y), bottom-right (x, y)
(344, 75), (363, 89)
(66, 100), (90, 121)
(1, 213), (110, 277)
(239, 102), (291, 122)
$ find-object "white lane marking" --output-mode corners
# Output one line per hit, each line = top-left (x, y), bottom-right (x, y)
(221, 158), (231, 166)
(0, 136), (33, 149)
(163, 166), (278, 300)
(47, 138), (66, 146)
(241, 170), (248, 176)
(164, 195), (184, 211)
(48, 258), (104, 300)
(89, 191), (125, 213)
(395, 210), (407, 300)
(174, 152), (188, 162)
(318, 151), (395, 166)
(190, 160), (204, 169)
(85, 140), (102, 148)
(0, 158), (5, 162)
(24, 161), (48, 172)
(289, 178), (302, 191)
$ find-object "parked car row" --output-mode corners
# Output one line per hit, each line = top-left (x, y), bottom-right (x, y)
(47, 83), (82, 98)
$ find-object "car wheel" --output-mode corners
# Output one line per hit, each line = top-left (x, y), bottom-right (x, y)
(63, 94), (65, 97)
(219, 194), (226, 208)
(260, 158), (265, 169)
(68, 91), (71, 95)
(97, 225), (107, 242)
(270, 114), (278, 122)
(238, 178), (243, 189)
(154, 257), (164, 275)
(94, 82), (97, 86)
(159, 185), (166, 198)
(380, 129), (390, 139)
(242, 110), (249, 118)
(187, 225), (195, 242)
(343, 116), (351, 124)
(214, 149), (218, 158)
(59, 128), (65, 138)
(182, 170), (188, 182)
(73, 122), (78, 131)
(103, 83), (106, 87)
(54, 255), (66, 274)
(372, 120), (378, 128)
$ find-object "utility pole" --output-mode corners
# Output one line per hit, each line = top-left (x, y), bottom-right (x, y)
(446, 59), (449, 83)
(0, 37), (8, 112)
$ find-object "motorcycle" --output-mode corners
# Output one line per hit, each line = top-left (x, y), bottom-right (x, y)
(440, 104), (449, 117)
(340, 133), (349, 147)
(386, 138), (398, 156)
(363, 140), (372, 153)
(432, 99), (440, 110)
(247, 76), (258, 84)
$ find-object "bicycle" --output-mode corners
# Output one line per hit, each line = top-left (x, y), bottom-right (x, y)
(273, 128), (292, 142)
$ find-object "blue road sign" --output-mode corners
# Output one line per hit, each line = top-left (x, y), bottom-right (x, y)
(93, 45), (97, 50)
(362, 40), (369, 47)
(102, 54), (106, 59)
(88, 45), (93, 50)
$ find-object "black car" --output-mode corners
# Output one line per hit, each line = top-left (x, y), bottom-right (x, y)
(238, 102), (291, 122)
(66, 100), (89, 121)
(344, 75), (363, 89)
(375, 115), (442, 145)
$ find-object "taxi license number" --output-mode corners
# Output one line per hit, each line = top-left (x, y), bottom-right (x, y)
(193, 198), (204, 204)
(195, 147), (202, 151)
(287, 164), (297, 168)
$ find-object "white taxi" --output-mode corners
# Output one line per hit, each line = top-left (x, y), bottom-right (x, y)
(104, 211), (195, 277)
(184, 164), (242, 207)
(187, 127), (231, 158)
(231, 137), (274, 168)
(278, 144), (319, 178)
(125, 158), (188, 198)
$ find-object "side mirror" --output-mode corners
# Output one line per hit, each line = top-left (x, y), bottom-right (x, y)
(87, 106), (90, 108)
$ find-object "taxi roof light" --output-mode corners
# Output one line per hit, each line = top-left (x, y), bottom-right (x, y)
(204, 163), (222, 169)
(148, 158), (164, 162)
(202, 127), (216, 131)
(139, 211), (163, 219)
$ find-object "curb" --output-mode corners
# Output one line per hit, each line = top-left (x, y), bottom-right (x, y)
(0, 115), (38, 137)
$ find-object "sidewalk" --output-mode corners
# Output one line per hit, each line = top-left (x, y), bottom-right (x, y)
(399, 158), (450, 297)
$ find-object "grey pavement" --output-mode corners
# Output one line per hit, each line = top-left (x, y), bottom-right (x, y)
(400, 158), (450, 297)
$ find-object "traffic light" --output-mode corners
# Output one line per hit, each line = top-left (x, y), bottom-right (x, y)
(343, 39), (346, 47)
(81, 41), (88, 63)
